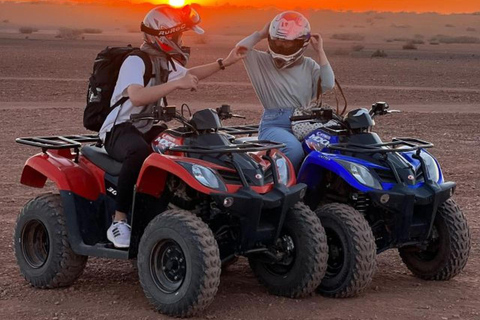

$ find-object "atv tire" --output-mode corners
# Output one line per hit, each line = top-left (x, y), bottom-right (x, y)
(315, 203), (376, 298)
(249, 202), (328, 298)
(13, 193), (87, 288)
(137, 209), (221, 317)
(399, 198), (470, 280)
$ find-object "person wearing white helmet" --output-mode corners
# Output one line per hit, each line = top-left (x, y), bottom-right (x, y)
(236, 11), (335, 170)
(101, 5), (245, 248)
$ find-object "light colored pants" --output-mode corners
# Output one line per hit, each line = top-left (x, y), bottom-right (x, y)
(259, 109), (304, 171)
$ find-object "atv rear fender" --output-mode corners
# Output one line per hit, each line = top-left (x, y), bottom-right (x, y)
(136, 153), (227, 197)
(20, 152), (101, 200)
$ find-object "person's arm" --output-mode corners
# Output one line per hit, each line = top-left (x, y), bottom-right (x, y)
(188, 46), (246, 80)
(127, 72), (198, 107)
(236, 22), (269, 51)
(310, 33), (335, 91)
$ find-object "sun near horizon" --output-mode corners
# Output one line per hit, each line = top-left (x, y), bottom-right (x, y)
(2, 0), (480, 14)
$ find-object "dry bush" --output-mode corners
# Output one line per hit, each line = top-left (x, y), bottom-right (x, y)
(466, 27), (476, 32)
(430, 35), (480, 44)
(445, 24), (455, 28)
(371, 49), (387, 58)
(2, 19), (9, 23)
(386, 37), (424, 44)
(414, 34), (424, 39)
(403, 42), (418, 50)
(83, 28), (102, 34)
(333, 48), (351, 56)
(429, 41), (440, 45)
(19, 26), (38, 34)
(55, 27), (84, 40)
(352, 44), (365, 51)
(353, 25), (365, 28)
(391, 23), (411, 29)
(331, 33), (365, 41)
(191, 34), (209, 45)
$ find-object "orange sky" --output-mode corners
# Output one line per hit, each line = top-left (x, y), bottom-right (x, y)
(5, 0), (480, 14)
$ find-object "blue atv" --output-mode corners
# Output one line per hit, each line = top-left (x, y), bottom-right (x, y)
(229, 101), (471, 299)
(290, 102), (470, 298)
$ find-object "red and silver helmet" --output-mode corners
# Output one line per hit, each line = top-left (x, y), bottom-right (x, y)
(141, 5), (204, 66)
(267, 11), (311, 69)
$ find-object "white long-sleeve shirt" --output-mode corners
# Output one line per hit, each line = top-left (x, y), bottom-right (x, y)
(237, 32), (335, 110)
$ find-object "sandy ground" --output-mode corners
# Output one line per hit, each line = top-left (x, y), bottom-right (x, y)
(0, 23), (480, 320)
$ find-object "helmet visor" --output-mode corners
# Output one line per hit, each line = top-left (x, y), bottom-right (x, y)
(268, 37), (306, 56)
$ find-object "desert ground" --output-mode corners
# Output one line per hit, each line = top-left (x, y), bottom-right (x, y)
(0, 2), (480, 320)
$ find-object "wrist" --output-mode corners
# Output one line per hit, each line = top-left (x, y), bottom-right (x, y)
(216, 58), (226, 70)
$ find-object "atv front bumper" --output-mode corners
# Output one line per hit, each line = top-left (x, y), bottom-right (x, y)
(211, 183), (307, 252)
(367, 181), (455, 251)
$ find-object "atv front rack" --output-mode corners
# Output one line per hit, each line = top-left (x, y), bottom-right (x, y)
(169, 140), (285, 154)
(328, 137), (434, 154)
(219, 125), (259, 135)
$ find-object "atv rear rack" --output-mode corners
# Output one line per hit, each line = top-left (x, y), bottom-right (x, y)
(16, 134), (100, 162)
(328, 137), (434, 154)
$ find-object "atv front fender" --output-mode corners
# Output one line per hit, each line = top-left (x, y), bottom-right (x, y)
(298, 151), (375, 193)
(20, 153), (101, 200)
(136, 153), (225, 198)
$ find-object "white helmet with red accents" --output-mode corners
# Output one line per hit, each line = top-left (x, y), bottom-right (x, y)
(141, 5), (204, 66)
(267, 11), (311, 69)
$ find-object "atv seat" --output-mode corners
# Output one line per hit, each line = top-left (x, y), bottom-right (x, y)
(81, 146), (122, 176)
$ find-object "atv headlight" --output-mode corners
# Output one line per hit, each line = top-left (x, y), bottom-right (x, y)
(274, 154), (289, 185)
(336, 159), (382, 190)
(420, 152), (440, 182)
(178, 162), (227, 191)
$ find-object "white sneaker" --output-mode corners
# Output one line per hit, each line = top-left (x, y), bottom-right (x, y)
(107, 220), (131, 248)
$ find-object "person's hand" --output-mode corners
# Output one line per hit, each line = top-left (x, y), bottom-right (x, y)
(259, 22), (270, 39)
(310, 33), (324, 53)
(176, 72), (198, 91)
(224, 46), (248, 67)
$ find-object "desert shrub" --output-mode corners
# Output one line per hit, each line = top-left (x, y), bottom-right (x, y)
(3, 19), (9, 23)
(56, 27), (84, 40)
(19, 26), (38, 34)
(82, 28), (102, 34)
(403, 42), (418, 50)
(333, 48), (351, 56)
(331, 33), (365, 41)
(391, 24), (411, 29)
(430, 35), (480, 44)
(352, 44), (365, 51)
(192, 35), (209, 44)
(371, 49), (387, 58)
(466, 27), (476, 32)
(353, 25), (365, 28)
(429, 41), (440, 45)
(386, 37), (424, 44)
(414, 34), (424, 39)
(445, 24), (455, 28)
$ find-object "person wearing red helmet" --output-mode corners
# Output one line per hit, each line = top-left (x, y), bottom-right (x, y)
(236, 11), (335, 170)
(100, 5), (245, 248)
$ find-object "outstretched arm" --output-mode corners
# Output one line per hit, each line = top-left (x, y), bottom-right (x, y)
(127, 72), (198, 107)
(188, 46), (246, 80)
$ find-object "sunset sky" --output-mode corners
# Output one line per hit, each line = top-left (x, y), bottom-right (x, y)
(4, 0), (480, 13)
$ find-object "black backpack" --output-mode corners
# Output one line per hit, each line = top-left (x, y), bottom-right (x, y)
(84, 45), (153, 132)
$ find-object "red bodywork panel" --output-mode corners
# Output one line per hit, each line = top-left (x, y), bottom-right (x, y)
(20, 152), (103, 201)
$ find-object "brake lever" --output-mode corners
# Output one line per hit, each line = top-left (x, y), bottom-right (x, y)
(232, 114), (246, 119)
(387, 110), (401, 114)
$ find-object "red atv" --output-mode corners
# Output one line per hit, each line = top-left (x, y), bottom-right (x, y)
(14, 105), (328, 317)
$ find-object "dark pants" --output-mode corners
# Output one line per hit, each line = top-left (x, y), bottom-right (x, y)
(105, 122), (165, 214)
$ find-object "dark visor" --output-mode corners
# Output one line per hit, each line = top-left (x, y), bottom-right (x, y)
(268, 37), (305, 56)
